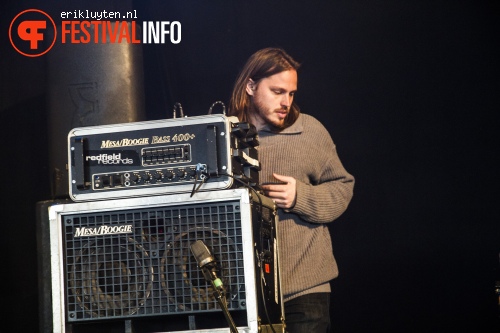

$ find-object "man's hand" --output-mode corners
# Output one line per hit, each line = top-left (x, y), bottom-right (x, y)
(261, 173), (297, 209)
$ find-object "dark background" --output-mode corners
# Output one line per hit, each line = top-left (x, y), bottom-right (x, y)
(1, 0), (498, 332)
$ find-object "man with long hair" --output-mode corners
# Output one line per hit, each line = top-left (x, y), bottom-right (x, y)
(228, 47), (355, 333)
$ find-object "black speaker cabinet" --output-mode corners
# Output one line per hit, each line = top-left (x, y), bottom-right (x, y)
(47, 189), (284, 333)
(37, 199), (74, 333)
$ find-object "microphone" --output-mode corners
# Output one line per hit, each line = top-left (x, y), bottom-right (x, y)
(190, 240), (224, 291)
(190, 240), (239, 333)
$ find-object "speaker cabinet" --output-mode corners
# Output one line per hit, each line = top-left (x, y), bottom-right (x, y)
(47, 189), (284, 332)
(38, 199), (74, 333)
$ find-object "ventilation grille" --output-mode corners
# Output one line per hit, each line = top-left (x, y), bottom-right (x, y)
(62, 200), (246, 322)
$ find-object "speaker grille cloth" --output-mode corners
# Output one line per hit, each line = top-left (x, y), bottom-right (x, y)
(62, 200), (245, 322)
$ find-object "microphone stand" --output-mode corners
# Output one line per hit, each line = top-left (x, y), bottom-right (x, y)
(202, 267), (238, 333)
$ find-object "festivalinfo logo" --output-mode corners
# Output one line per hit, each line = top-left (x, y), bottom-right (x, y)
(9, 8), (181, 57)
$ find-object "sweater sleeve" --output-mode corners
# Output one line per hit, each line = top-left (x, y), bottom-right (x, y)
(288, 123), (355, 223)
(292, 156), (354, 223)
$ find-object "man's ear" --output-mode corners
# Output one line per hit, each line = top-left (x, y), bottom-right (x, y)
(246, 79), (256, 96)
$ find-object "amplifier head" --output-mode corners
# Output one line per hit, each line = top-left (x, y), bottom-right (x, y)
(67, 114), (260, 202)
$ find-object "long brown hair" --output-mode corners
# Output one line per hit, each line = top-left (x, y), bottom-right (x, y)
(228, 47), (301, 128)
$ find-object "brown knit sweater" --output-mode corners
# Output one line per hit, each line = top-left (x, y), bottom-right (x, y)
(257, 113), (355, 301)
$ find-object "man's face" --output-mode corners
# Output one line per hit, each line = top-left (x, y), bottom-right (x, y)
(246, 69), (298, 130)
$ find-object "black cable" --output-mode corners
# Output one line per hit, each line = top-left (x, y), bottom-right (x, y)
(219, 173), (278, 333)
(190, 163), (210, 197)
(188, 170), (279, 329)
(190, 173), (207, 198)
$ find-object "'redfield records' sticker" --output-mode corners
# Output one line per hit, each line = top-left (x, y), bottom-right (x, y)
(85, 150), (139, 166)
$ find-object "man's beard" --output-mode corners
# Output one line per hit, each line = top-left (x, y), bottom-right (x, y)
(251, 101), (287, 131)
(268, 119), (286, 131)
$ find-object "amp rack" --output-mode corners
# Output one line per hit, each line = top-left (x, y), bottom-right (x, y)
(67, 114), (260, 202)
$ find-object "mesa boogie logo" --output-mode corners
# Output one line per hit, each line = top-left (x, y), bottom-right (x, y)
(74, 224), (133, 237)
(101, 138), (149, 148)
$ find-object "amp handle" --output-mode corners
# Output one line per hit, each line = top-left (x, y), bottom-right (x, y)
(206, 125), (219, 176)
(72, 137), (87, 190)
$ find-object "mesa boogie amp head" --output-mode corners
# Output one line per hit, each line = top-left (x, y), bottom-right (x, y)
(67, 114), (260, 202)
